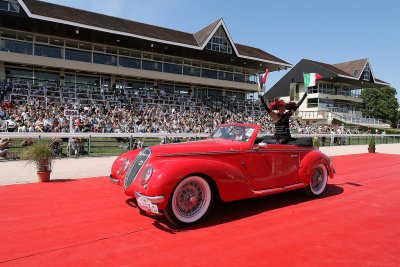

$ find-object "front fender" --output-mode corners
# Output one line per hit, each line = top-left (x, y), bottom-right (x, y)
(145, 157), (252, 203)
(110, 148), (143, 185)
(298, 150), (335, 184)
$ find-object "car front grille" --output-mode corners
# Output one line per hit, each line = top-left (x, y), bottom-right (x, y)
(124, 147), (151, 189)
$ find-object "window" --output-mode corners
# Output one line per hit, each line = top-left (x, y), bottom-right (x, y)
(205, 26), (233, 54)
(132, 81), (145, 89)
(34, 71), (60, 82)
(142, 60), (161, 72)
(75, 75), (98, 85)
(1, 39), (32, 54)
(201, 69), (218, 79)
(119, 57), (141, 69)
(0, 0), (20, 13)
(65, 49), (91, 62)
(234, 73), (245, 83)
(0, 1), (8, 10)
(93, 53), (117, 66)
(34, 44), (62, 58)
(175, 85), (189, 94)
(158, 84), (174, 93)
(5, 68), (33, 79)
(163, 62), (182, 74)
(307, 98), (318, 108)
(362, 64), (371, 81)
(183, 66), (200, 77)
(208, 89), (223, 97)
(218, 71), (233, 81)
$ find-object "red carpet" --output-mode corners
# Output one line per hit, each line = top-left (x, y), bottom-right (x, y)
(1, 153), (399, 266)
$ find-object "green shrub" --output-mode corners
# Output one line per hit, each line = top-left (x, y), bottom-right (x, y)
(21, 143), (54, 172)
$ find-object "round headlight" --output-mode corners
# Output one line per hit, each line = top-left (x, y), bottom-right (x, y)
(117, 158), (130, 175)
(140, 165), (153, 186)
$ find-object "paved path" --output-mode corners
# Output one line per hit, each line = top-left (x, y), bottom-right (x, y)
(1, 144), (399, 186)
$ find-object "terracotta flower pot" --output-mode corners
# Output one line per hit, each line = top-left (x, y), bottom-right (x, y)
(37, 171), (51, 182)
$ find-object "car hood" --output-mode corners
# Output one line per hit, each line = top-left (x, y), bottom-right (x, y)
(149, 138), (246, 156)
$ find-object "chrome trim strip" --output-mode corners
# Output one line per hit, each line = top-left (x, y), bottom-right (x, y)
(252, 183), (307, 196)
(135, 191), (165, 204)
(157, 150), (243, 157)
(247, 149), (311, 153)
(124, 147), (151, 189)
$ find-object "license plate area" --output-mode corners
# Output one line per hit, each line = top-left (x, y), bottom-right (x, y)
(137, 196), (159, 214)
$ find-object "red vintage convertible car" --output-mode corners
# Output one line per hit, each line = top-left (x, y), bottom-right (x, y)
(110, 123), (335, 226)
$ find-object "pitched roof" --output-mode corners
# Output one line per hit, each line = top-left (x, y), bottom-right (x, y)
(21, 0), (198, 45)
(194, 19), (221, 46)
(19, 0), (290, 66)
(265, 58), (389, 99)
(305, 59), (353, 77)
(235, 44), (290, 65)
(333, 58), (368, 78)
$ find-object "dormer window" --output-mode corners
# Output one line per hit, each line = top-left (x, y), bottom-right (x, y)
(205, 26), (232, 54)
(361, 63), (371, 81)
(0, 0), (20, 13)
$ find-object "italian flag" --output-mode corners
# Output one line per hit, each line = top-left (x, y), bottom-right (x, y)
(303, 73), (322, 87)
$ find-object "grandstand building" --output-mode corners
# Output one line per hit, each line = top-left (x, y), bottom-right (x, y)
(265, 58), (390, 126)
(0, 0), (291, 112)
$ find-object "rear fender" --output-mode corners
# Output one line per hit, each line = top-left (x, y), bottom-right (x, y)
(298, 150), (334, 184)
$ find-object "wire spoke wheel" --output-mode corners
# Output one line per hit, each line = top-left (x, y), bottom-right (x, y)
(305, 163), (328, 197)
(165, 176), (212, 226)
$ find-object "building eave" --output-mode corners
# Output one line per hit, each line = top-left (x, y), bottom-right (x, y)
(17, 0), (290, 68)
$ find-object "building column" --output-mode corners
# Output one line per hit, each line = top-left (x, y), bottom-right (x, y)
(59, 69), (65, 86)
(0, 62), (5, 81)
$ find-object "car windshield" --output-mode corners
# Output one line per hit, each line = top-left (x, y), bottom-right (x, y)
(210, 125), (255, 142)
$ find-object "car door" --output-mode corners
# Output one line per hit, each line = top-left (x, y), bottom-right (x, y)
(248, 144), (300, 190)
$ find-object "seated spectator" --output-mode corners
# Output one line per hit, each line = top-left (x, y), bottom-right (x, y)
(5, 116), (17, 132)
(50, 137), (62, 157)
(0, 138), (11, 159)
(17, 118), (26, 132)
(20, 138), (35, 147)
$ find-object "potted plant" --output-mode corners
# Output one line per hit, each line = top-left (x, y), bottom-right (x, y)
(21, 143), (55, 182)
(368, 136), (376, 153)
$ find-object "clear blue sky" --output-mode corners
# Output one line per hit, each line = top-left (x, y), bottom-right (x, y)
(44, 0), (400, 101)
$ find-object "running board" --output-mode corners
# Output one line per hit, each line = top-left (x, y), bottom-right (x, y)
(252, 183), (308, 196)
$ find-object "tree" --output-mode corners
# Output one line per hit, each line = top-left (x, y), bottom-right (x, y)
(361, 86), (399, 128)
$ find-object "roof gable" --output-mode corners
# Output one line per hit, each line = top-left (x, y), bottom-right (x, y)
(194, 19), (221, 46)
(333, 58), (368, 78)
(198, 19), (239, 56)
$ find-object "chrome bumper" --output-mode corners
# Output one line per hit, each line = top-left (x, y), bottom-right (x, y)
(134, 191), (165, 215)
(109, 175), (120, 185)
(135, 191), (165, 204)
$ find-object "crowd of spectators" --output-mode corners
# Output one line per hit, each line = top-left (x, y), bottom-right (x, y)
(0, 99), (366, 136)
(0, 78), (371, 137)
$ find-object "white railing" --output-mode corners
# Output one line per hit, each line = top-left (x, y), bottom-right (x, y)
(0, 132), (209, 139)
